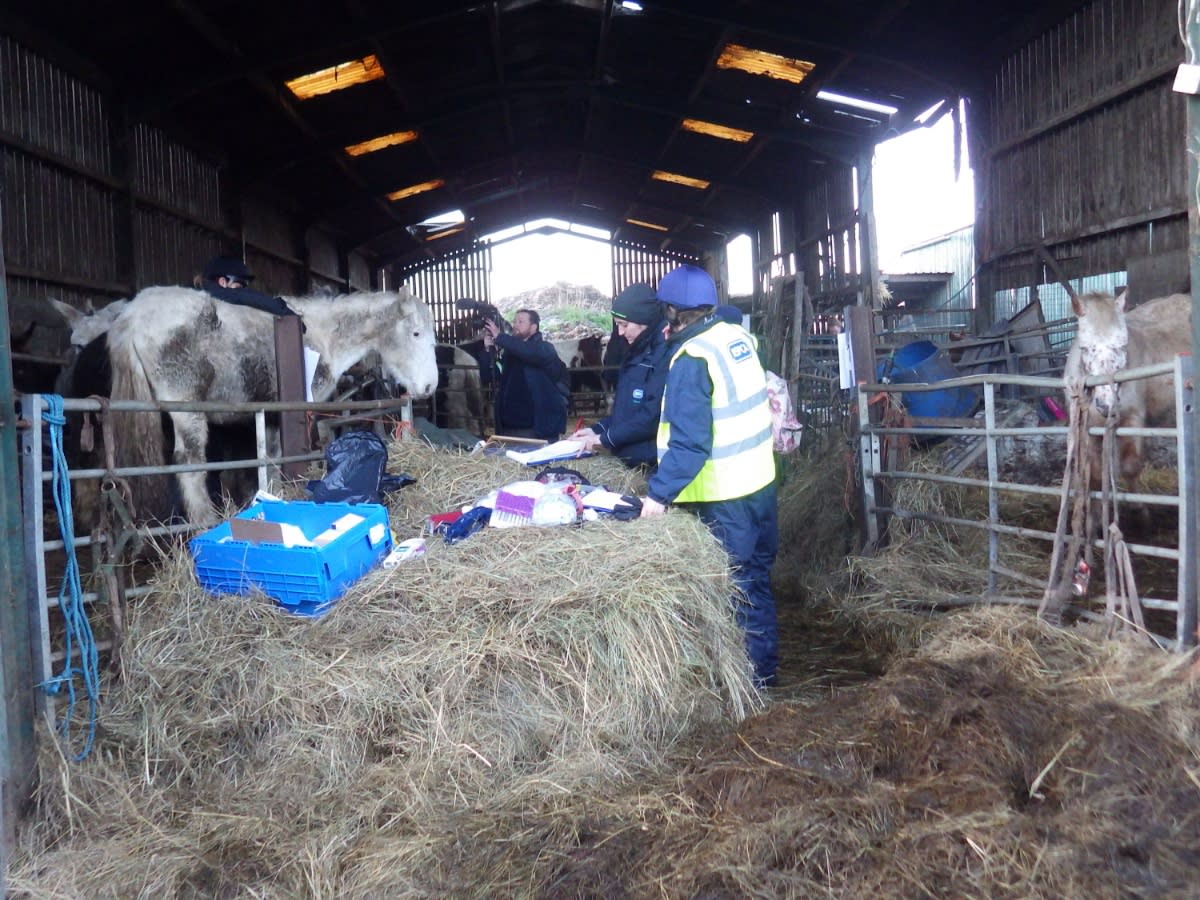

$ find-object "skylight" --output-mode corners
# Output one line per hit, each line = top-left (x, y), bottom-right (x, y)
(626, 218), (669, 232)
(285, 55), (385, 100)
(914, 100), (946, 125)
(419, 209), (465, 228)
(423, 226), (465, 241)
(652, 170), (710, 190)
(386, 179), (444, 202)
(681, 118), (754, 143)
(716, 44), (814, 84)
(407, 209), (466, 242)
(344, 130), (419, 157)
(480, 219), (612, 244)
(816, 90), (899, 116)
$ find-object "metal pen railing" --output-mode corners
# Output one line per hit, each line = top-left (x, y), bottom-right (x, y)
(855, 357), (1196, 648)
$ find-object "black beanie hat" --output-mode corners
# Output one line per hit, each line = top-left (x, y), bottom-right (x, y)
(611, 283), (661, 325)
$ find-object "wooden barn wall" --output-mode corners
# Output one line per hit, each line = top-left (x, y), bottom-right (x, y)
(611, 239), (697, 295)
(393, 242), (494, 342)
(794, 161), (866, 315)
(241, 198), (306, 296)
(747, 158), (871, 379)
(974, 0), (1185, 323)
(0, 34), (123, 354)
(347, 254), (372, 292)
(303, 228), (371, 294)
(129, 123), (223, 289)
(306, 230), (343, 292)
(391, 237), (699, 342)
(1, 32), (379, 352)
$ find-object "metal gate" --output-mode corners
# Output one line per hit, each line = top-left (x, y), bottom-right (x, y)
(18, 392), (412, 722)
(856, 357), (1197, 649)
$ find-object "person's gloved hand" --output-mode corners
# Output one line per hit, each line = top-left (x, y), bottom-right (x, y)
(609, 495), (643, 521)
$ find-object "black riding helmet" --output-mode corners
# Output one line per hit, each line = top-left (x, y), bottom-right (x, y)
(203, 256), (255, 283)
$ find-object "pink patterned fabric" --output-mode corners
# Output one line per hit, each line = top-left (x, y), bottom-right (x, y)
(765, 370), (802, 454)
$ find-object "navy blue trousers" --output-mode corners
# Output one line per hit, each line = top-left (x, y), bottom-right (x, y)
(689, 482), (780, 686)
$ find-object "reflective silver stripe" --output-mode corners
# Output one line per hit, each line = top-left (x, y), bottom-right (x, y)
(710, 423), (774, 459)
(684, 334), (738, 395)
(668, 322), (774, 499)
(712, 386), (769, 420)
(683, 329), (762, 406)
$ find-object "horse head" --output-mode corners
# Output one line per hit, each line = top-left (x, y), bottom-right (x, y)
(48, 297), (130, 349)
(378, 289), (439, 399)
(1070, 290), (1129, 417)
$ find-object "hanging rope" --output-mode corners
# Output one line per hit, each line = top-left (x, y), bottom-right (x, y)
(1040, 376), (1148, 636)
(1040, 376), (1095, 621)
(1098, 410), (1149, 639)
(40, 394), (100, 761)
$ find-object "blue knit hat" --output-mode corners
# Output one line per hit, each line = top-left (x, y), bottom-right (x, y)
(657, 264), (716, 309)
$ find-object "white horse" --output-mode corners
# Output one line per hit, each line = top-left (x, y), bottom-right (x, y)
(107, 286), (439, 526)
(1043, 289), (1191, 621)
(1064, 290), (1192, 488)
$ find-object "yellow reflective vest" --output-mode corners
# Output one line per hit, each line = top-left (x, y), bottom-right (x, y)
(658, 320), (775, 502)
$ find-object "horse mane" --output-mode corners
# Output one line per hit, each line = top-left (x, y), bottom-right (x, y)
(287, 287), (428, 321)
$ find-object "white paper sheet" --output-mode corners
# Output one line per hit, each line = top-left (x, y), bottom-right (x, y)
(303, 347), (322, 402)
(504, 439), (588, 465)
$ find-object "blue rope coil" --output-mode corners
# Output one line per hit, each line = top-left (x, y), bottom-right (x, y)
(40, 394), (100, 761)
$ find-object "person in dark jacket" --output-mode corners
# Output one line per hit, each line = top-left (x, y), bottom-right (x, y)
(199, 256), (301, 318)
(479, 308), (568, 440)
(640, 265), (779, 689)
(570, 283), (671, 468)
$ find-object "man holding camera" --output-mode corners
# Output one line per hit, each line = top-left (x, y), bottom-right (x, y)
(479, 309), (569, 440)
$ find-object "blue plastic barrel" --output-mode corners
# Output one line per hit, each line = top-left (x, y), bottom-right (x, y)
(879, 341), (978, 419)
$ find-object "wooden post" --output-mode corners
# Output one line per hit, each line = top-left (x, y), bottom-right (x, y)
(273, 316), (309, 478)
(0, 202), (37, 863)
(856, 147), (881, 309)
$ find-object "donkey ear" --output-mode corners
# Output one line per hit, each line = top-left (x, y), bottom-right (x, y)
(47, 297), (82, 325)
(1114, 289), (1128, 312)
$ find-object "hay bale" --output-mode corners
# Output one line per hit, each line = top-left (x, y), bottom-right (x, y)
(11, 444), (755, 897)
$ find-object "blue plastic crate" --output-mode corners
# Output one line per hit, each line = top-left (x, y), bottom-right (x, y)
(189, 500), (393, 616)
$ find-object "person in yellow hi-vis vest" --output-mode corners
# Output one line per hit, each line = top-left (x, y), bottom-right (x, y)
(640, 264), (779, 688)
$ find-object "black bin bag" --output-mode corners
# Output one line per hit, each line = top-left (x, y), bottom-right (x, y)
(306, 430), (415, 504)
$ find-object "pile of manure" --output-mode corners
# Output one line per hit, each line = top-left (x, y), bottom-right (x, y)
(515, 607), (1200, 899)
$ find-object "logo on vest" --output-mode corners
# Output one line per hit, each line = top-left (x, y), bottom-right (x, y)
(728, 339), (753, 362)
(631, 388), (645, 403)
